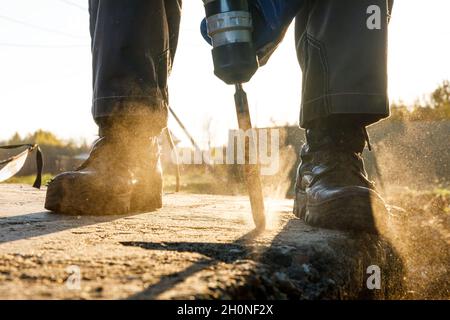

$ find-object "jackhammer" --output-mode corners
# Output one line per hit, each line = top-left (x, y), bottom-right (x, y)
(203, 0), (265, 230)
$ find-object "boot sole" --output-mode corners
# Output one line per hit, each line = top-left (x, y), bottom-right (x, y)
(45, 177), (163, 215)
(45, 176), (133, 215)
(295, 190), (388, 234)
(45, 186), (163, 216)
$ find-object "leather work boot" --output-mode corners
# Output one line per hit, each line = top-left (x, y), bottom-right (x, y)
(45, 123), (163, 215)
(293, 118), (388, 233)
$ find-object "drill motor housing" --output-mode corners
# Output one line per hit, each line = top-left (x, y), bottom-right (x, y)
(203, 0), (259, 84)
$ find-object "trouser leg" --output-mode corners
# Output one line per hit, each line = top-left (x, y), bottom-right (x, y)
(295, 0), (394, 128)
(88, 0), (182, 135)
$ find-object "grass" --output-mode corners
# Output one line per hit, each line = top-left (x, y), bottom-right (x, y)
(2, 170), (246, 195)
(163, 169), (246, 195)
(434, 187), (450, 197)
(3, 174), (53, 186)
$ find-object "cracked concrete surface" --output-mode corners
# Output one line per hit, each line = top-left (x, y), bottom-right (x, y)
(0, 184), (404, 299)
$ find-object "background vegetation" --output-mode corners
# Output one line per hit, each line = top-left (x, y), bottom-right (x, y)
(1, 80), (449, 194)
(390, 80), (450, 121)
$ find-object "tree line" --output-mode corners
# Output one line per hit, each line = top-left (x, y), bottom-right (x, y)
(2, 80), (449, 152)
(390, 80), (450, 121)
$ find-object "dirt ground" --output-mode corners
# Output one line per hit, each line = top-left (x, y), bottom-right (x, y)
(0, 184), (445, 300)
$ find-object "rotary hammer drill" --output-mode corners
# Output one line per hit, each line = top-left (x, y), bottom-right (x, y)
(203, 0), (265, 230)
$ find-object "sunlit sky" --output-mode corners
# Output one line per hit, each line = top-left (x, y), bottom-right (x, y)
(0, 0), (449, 147)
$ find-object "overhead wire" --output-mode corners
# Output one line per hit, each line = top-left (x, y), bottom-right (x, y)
(56, 0), (88, 11)
(0, 43), (87, 48)
(0, 14), (85, 39)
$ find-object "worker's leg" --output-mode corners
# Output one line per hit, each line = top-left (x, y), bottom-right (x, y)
(90, 0), (181, 136)
(295, 0), (393, 127)
(45, 0), (182, 215)
(293, 0), (394, 233)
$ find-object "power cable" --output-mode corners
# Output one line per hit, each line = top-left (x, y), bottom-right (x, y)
(0, 14), (85, 39)
(0, 43), (88, 48)
(56, 0), (88, 11)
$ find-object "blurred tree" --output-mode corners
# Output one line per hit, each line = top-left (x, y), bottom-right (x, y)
(5, 130), (64, 147)
(390, 102), (409, 121)
(27, 130), (64, 147)
(431, 80), (450, 108)
(7, 132), (23, 145)
(409, 106), (435, 121)
(390, 80), (450, 121)
(430, 80), (450, 119)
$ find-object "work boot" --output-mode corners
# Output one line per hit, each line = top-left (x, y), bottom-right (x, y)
(45, 119), (163, 215)
(293, 117), (388, 233)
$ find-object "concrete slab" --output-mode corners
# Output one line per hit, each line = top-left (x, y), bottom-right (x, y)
(0, 184), (404, 299)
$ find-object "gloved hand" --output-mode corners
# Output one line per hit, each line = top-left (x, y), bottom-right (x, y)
(201, 0), (305, 66)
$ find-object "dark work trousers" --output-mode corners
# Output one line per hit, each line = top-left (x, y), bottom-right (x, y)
(88, 0), (392, 132)
(89, 0), (182, 135)
(295, 0), (394, 127)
